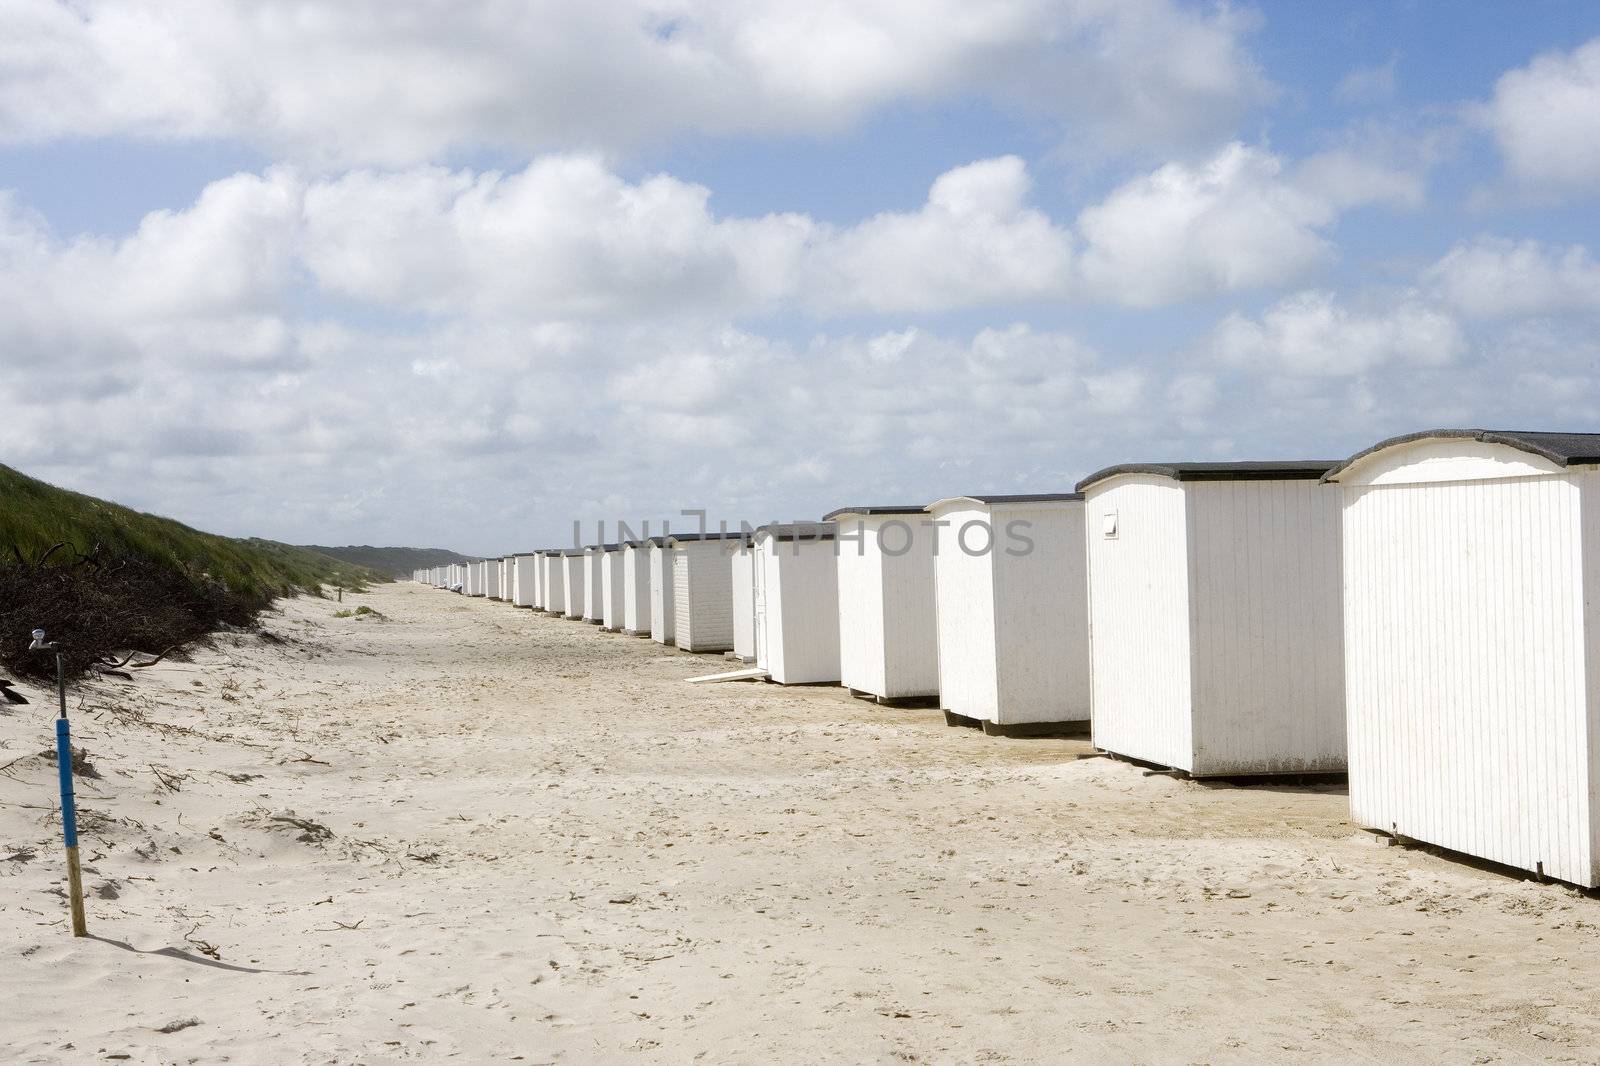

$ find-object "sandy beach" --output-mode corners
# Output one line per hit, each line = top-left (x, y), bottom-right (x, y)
(3, 581), (1598, 1064)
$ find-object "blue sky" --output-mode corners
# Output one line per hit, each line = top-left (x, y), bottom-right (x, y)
(1, 1), (1598, 553)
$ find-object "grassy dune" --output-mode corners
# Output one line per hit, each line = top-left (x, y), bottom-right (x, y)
(0, 463), (387, 676)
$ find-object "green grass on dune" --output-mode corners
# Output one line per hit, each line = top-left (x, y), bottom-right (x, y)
(0, 463), (387, 598)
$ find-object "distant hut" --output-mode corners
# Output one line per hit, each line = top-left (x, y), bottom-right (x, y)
(669, 533), (742, 652)
(538, 550), (565, 615)
(561, 550), (586, 620)
(1327, 429), (1600, 887)
(825, 506), (938, 701)
(598, 545), (627, 632)
(510, 554), (538, 608)
(622, 542), (652, 636)
(1078, 461), (1344, 776)
(924, 494), (1089, 735)
(752, 523), (840, 684)
(582, 546), (611, 625)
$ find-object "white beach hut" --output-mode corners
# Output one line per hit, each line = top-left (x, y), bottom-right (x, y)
(730, 541), (757, 662)
(622, 542), (652, 636)
(486, 559), (503, 600)
(1078, 461), (1345, 776)
(825, 506), (939, 701)
(1327, 429), (1600, 887)
(539, 550), (565, 615)
(670, 533), (740, 653)
(598, 545), (627, 632)
(465, 562), (482, 597)
(752, 523), (841, 684)
(925, 494), (1090, 735)
(582, 546), (609, 624)
(561, 550), (586, 620)
(649, 538), (676, 644)
(511, 554), (538, 607)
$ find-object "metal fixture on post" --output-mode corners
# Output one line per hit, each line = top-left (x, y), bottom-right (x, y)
(29, 629), (86, 937)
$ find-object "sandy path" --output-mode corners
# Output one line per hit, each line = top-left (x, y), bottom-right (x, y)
(3, 582), (1598, 1064)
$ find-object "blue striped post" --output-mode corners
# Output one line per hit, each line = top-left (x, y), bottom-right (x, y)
(55, 714), (86, 936)
(32, 630), (86, 937)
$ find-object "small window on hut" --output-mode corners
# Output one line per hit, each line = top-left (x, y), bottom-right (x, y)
(1102, 512), (1118, 539)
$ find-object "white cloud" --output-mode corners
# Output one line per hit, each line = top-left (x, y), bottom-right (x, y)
(1210, 290), (1465, 376)
(1076, 143), (1336, 306)
(301, 157), (812, 318)
(0, 0), (1271, 166)
(804, 156), (1074, 313)
(1482, 36), (1600, 196)
(1292, 148), (1427, 211)
(1424, 236), (1600, 318)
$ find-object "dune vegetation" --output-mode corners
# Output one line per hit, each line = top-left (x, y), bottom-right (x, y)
(0, 463), (386, 678)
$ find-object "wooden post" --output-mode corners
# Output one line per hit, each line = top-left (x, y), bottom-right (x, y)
(53, 676), (87, 936)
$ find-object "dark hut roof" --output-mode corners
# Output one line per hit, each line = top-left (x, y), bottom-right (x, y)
(755, 521), (837, 542)
(925, 493), (1082, 511)
(821, 505), (926, 520)
(1077, 461), (1339, 492)
(662, 531), (747, 544)
(1324, 429), (1600, 481)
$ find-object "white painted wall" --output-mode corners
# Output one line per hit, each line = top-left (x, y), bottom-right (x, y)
(1085, 475), (1344, 775)
(731, 543), (756, 661)
(930, 500), (1089, 725)
(930, 505), (999, 721)
(835, 515), (938, 699)
(755, 534), (841, 684)
(600, 550), (626, 630)
(581, 550), (604, 623)
(650, 544), (676, 644)
(512, 556), (537, 607)
(562, 555), (585, 619)
(1188, 479), (1345, 773)
(623, 545), (652, 634)
(1084, 476), (1193, 770)
(673, 540), (734, 652)
(542, 555), (565, 614)
(1339, 447), (1600, 887)
(990, 501), (1090, 726)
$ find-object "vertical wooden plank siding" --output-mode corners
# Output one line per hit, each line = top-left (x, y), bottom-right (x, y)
(931, 505), (1000, 722)
(990, 501), (1091, 726)
(562, 555), (585, 619)
(623, 546), (652, 634)
(836, 519), (887, 695)
(837, 516), (939, 699)
(600, 551), (626, 630)
(762, 538), (841, 684)
(1085, 476), (1195, 770)
(513, 556), (537, 607)
(1187, 480), (1346, 774)
(582, 550), (604, 622)
(1343, 472), (1595, 886)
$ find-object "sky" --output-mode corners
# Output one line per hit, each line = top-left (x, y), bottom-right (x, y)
(1, 1), (1598, 555)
